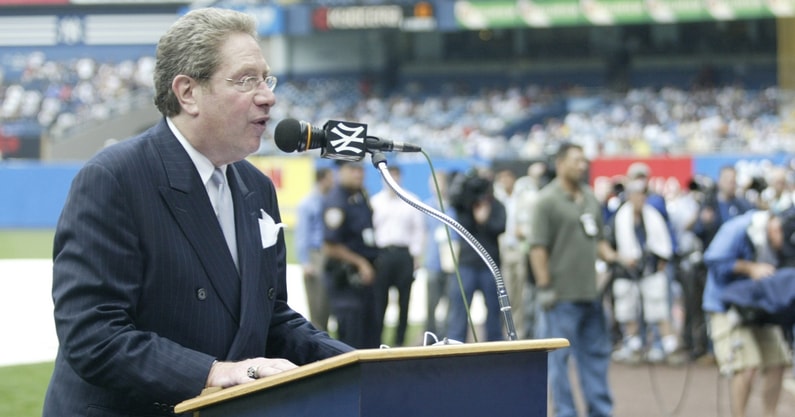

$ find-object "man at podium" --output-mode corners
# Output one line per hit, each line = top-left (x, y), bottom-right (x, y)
(42, 8), (353, 416)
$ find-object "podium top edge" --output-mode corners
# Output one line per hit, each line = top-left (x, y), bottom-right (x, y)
(174, 338), (569, 413)
(358, 338), (570, 360)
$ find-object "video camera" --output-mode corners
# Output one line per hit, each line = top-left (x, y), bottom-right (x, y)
(448, 169), (492, 212)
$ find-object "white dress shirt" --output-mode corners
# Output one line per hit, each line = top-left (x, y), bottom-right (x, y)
(370, 188), (426, 258)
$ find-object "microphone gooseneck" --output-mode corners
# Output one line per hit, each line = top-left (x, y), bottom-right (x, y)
(370, 152), (518, 341)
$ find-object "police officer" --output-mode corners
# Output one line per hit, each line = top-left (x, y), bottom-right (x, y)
(322, 160), (381, 349)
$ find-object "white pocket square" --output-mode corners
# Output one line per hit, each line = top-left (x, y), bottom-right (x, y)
(258, 209), (285, 249)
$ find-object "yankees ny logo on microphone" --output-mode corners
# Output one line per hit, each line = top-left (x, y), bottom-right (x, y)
(322, 120), (367, 161)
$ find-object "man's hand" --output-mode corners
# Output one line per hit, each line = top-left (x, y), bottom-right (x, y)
(206, 358), (298, 388)
(537, 286), (557, 310)
(473, 200), (491, 224)
(700, 207), (716, 224)
(357, 260), (375, 285)
(748, 262), (776, 281)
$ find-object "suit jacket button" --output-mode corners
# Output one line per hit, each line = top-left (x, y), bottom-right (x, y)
(197, 288), (207, 300)
(268, 287), (275, 300)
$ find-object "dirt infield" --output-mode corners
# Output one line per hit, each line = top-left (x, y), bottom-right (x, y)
(606, 361), (795, 417)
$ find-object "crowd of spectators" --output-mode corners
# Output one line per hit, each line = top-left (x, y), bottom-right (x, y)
(0, 52), (155, 139)
(269, 79), (793, 161)
(2, 51), (794, 160)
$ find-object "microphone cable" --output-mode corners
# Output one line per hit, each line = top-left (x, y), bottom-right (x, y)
(607, 260), (695, 417)
(645, 349), (695, 417)
(645, 284), (697, 417)
(423, 153), (478, 342)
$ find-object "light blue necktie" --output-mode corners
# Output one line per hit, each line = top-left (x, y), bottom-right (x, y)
(211, 168), (239, 271)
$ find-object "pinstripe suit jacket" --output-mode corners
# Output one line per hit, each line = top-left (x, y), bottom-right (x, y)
(43, 119), (352, 416)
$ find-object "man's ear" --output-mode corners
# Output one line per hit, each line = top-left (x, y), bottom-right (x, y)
(172, 74), (200, 116)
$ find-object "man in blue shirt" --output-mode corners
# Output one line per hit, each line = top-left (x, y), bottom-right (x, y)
(695, 165), (755, 249)
(295, 168), (334, 331)
(702, 209), (791, 417)
(688, 165), (754, 361)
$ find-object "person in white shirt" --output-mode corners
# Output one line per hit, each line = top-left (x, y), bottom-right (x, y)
(370, 166), (426, 346)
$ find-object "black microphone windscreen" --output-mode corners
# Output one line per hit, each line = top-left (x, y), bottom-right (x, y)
(274, 118), (302, 153)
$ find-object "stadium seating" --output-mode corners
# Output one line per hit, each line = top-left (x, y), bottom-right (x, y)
(2, 51), (792, 161)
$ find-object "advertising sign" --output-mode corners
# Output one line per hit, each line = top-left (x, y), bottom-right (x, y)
(581, 0), (649, 25)
(589, 156), (693, 197)
(313, 5), (404, 30)
(0, 0), (68, 4)
(455, 0), (794, 28)
(248, 156), (315, 228)
(0, 131), (40, 160)
(312, 2), (437, 32)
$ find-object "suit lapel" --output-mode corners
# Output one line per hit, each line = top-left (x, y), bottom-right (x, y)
(225, 164), (268, 357)
(228, 164), (261, 292)
(152, 120), (241, 324)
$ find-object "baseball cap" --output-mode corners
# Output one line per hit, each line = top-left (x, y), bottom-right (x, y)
(627, 162), (651, 179)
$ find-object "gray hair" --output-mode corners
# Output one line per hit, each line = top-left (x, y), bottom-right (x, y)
(153, 8), (257, 117)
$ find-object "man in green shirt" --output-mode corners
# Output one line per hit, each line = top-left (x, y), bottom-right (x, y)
(530, 142), (620, 417)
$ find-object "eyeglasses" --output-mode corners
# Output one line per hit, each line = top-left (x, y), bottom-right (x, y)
(224, 75), (277, 93)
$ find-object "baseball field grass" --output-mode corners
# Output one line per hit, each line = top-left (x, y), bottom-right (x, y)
(0, 229), (55, 417)
(0, 229), (55, 259)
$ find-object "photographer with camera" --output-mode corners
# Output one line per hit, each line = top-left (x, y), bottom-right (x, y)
(702, 207), (793, 417)
(445, 168), (507, 342)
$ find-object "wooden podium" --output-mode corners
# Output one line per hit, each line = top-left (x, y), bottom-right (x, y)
(175, 338), (568, 417)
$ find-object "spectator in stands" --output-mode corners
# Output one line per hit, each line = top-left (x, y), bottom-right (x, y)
(43, 8), (353, 417)
(5, 52), (794, 161)
(295, 167), (335, 331)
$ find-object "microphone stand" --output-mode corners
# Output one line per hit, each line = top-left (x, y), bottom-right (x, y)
(369, 152), (518, 341)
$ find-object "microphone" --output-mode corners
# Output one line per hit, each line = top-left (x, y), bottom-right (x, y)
(274, 118), (421, 161)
